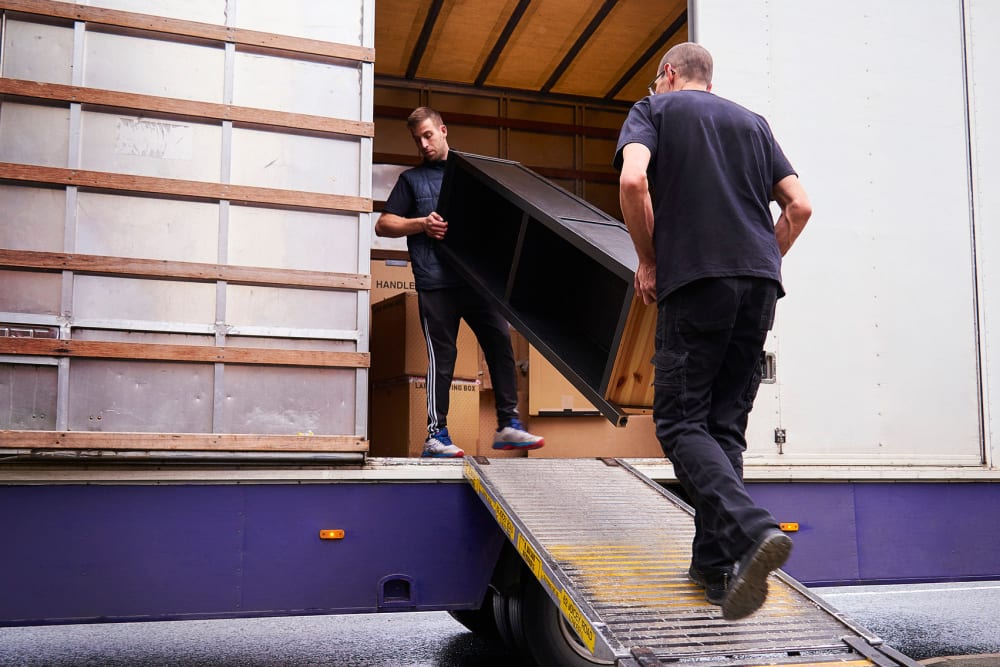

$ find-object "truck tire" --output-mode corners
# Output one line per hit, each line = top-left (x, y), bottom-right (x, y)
(516, 573), (614, 667)
(447, 587), (501, 641)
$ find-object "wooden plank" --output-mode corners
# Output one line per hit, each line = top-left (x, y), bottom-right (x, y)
(0, 338), (370, 368)
(606, 295), (656, 408)
(372, 152), (618, 184)
(0, 0), (375, 63)
(0, 162), (372, 213)
(0, 430), (368, 452)
(370, 248), (410, 262)
(0, 78), (374, 138)
(374, 103), (620, 139)
(0, 249), (371, 291)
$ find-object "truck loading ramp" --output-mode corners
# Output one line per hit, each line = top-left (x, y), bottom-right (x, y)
(465, 457), (920, 667)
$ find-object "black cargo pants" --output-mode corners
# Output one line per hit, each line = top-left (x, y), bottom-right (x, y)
(653, 277), (782, 576)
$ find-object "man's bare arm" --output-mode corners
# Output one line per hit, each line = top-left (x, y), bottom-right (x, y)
(773, 175), (812, 256)
(619, 143), (657, 305)
(375, 211), (448, 240)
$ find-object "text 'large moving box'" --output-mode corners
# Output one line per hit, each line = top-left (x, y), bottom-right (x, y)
(369, 377), (480, 457)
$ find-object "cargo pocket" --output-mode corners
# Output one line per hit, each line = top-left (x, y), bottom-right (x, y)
(741, 350), (766, 410)
(653, 349), (687, 395)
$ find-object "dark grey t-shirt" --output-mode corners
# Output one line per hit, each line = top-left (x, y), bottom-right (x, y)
(614, 90), (796, 300)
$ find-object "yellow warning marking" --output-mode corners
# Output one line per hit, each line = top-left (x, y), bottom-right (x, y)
(488, 496), (516, 541)
(559, 589), (596, 654)
(463, 462), (480, 492)
(538, 569), (556, 595)
(517, 535), (543, 578)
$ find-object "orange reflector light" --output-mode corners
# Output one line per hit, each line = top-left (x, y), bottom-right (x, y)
(319, 529), (345, 540)
(779, 522), (799, 532)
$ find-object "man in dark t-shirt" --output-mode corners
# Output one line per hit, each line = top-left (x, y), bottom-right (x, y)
(615, 42), (812, 620)
(376, 107), (543, 458)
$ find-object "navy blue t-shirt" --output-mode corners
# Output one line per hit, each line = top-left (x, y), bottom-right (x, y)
(613, 91), (796, 301)
(383, 159), (461, 291)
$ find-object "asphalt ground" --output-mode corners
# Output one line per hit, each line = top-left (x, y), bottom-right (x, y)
(0, 581), (997, 666)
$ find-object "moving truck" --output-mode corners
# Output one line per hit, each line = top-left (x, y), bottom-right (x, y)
(1, 1), (998, 664)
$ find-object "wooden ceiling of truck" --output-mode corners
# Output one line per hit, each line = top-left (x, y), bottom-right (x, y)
(374, 0), (688, 105)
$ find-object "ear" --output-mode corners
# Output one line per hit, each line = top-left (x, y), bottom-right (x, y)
(440, 124), (448, 137)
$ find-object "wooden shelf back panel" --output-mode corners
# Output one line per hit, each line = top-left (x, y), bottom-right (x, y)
(606, 295), (656, 407)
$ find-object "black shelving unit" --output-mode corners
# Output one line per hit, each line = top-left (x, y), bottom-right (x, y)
(437, 151), (642, 426)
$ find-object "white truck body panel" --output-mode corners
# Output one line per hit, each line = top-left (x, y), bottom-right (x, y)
(692, 0), (994, 468)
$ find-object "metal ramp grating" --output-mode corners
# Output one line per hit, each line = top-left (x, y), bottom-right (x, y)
(465, 457), (916, 667)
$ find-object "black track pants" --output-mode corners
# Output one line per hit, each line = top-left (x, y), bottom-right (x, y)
(418, 286), (519, 435)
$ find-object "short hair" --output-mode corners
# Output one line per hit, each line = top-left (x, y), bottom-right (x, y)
(659, 42), (713, 86)
(407, 106), (444, 130)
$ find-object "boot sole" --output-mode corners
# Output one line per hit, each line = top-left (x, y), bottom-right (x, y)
(721, 532), (792, 621)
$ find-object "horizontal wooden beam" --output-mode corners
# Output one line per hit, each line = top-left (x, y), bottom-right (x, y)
(371, 248), (410, 262)
(0, 338), (369, 368)
(0, 249), (370, 291)
(0, 162), (372, 213)
(0, 430), (368, 452)
(372, 153), (619, 185)
(0, 78), (373, 138)
(0, 0), (375, 63)
(375, 104), (620, 139)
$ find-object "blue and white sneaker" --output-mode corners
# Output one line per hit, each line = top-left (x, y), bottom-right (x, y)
(493, 419), (544, 451)
(421, 427), (465, 458)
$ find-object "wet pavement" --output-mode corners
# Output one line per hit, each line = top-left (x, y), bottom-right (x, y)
(816, 581), (1000, 662)
(0, 581), (997, 666)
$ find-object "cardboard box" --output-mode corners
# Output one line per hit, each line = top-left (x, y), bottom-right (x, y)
(370, 292), (479, 382)
(479, 328), (529, 391)
(369, 377), (480, 457)
(370, 258), (416, 304)
(528, 345), (600, 416)
(526, 414), (663, 459)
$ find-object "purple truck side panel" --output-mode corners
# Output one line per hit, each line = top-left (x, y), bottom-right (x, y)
(0, 482), (505, 625)
(2, 479), (999, 625)
(748, 482), (1000, 585)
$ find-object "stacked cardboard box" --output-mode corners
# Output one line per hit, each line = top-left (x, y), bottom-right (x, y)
(527, 345), (599, 416)
(527, 413), (663, 459)
(370, 258), (416, 305)
(370, 377), (480, 457)
(369, 291), (480, 457)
